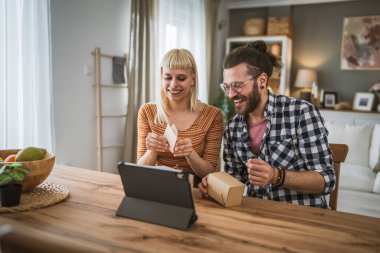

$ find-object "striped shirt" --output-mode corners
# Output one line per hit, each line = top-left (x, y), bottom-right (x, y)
(224, 91), (335, 207)
(137, 103), (224, 174)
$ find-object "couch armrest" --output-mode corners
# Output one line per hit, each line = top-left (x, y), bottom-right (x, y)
(373, 172), (380, 194)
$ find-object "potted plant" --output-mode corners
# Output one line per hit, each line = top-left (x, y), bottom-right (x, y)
(214, 92), (235, 125)
(0, 162), (31, 207)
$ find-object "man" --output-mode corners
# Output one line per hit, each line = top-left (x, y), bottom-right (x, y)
(199, 41), (335, 208)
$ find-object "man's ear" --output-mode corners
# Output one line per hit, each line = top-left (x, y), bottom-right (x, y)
(258, 73), (268, 89)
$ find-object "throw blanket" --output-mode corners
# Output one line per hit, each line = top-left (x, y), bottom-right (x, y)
(112, 56), (126, 84)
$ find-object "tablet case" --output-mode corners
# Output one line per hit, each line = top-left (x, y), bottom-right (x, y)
(116, 162), (198, 230)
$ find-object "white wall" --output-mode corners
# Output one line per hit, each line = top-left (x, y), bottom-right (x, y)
(51, 0), (130, 172)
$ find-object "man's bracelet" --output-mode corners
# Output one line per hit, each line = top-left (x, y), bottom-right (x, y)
(273, 167), (286, 187)
(280, 168), (286, 186)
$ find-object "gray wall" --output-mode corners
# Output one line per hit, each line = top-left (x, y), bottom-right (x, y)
(228, 0), (380, 103)
(51, 0), (130, 172)
(292, 0), (380, 103)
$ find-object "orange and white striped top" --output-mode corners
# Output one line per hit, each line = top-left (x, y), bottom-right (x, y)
(137, 103), (224, 174)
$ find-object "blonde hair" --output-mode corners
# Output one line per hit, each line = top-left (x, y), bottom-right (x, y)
(155, 48), (199, 125)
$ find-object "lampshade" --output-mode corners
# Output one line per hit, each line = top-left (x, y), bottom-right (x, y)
(294, 69), (317, 88)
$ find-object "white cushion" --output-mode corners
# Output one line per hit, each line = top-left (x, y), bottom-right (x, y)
(369, 124), (380, 171)
(338, 189), (380, 218)
(373, 173), (380, 194)
(325, 121), (373, 167)
(340, 163), (375, 192)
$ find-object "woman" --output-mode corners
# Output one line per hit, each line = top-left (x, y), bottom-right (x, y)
(137, 48), (223, 178)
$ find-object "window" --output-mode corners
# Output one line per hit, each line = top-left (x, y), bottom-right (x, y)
(0, 0), (53, 150)
(158, 0), (207, 103)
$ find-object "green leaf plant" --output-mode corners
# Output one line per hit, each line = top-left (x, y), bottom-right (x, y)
(0, 162), (31, 187)
(214, 92), (235, 125)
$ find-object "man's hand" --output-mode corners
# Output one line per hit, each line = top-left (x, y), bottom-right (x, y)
(198, 175), (209, 198)
(145, 133), (168, 152)
(247, 159), (276, 187)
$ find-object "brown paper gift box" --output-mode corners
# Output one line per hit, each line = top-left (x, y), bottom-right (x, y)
(207, 172), (245, 207)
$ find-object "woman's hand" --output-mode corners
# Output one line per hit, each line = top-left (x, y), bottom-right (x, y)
(173, 138), (194, 157)
(145, 133), (168, 152)
(198, 176), (209, 198)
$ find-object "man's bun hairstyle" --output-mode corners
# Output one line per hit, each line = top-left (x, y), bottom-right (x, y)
(224, 40), (282, 78)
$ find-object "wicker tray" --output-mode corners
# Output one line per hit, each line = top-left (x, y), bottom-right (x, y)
(0, 182), (69, 213)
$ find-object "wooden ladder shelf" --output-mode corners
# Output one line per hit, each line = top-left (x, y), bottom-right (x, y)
(92, 47), (128, 172)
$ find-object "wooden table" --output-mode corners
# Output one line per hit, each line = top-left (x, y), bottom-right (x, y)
(1, 165), (379, 253)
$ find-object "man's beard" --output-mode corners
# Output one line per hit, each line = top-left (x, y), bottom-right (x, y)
(233, 81), (261, 116)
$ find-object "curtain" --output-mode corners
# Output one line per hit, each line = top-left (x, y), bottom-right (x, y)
(157, 0), (207, 103)
(205, 0), (221, 105)
(0, 0), (53, 151)
(123, 0), (157, 162)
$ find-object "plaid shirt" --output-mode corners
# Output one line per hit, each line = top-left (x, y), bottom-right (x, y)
(223, 91), (335, 207)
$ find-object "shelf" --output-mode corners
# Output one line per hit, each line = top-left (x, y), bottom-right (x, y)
(226, 0), (340, 9)
(226, 35), (292, 40)
(93, 47), (128, 172)
(320, 109), (380, 125)
(319, 109), (380, 115)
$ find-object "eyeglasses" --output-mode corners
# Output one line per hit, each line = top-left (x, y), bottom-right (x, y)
(219, 73), (261, 95)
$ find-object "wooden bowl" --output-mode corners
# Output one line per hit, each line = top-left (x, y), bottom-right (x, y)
(0, 149), (55, 193)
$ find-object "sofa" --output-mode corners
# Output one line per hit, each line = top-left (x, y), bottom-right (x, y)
(325, 121), (380, 218)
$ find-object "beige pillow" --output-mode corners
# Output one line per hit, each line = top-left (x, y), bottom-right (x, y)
(325, 121), (373, 167)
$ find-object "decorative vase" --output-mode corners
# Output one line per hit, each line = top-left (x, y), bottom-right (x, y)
(369, 83), (380, 112)
(0, 184), (22, 207)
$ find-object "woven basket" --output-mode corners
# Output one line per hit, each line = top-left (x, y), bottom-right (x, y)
(267, 17), (293, 37)
(243, 18), (265, 36)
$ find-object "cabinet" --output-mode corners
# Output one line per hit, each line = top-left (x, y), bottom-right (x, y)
(319, 109), (380, 125)
(225, 35), (292, 96)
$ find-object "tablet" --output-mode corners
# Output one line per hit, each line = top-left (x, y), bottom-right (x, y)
(116, 162), (197, 230)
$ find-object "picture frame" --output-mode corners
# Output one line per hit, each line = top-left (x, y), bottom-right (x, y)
(341, 15), (380, 70)
(353, 92), (375, 111)
(323, 92), (338, 108)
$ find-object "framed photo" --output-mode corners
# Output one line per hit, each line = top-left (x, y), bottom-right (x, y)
(323, 92), (338, 108)
(353, 92), (375, 111)
(341, 15), (380, 70)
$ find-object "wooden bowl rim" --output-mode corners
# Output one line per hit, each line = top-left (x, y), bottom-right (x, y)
(0, 149), (55, 164)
